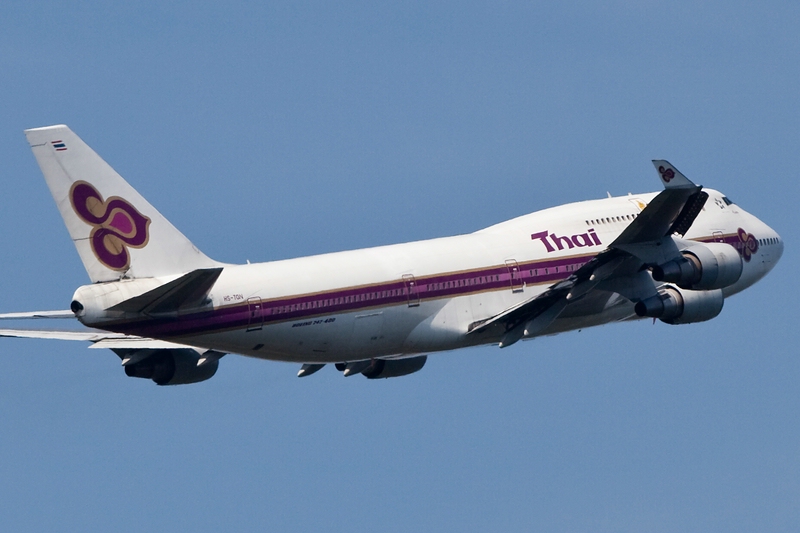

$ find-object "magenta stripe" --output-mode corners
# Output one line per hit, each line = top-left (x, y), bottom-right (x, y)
(694, 234), (743, 248)
(107, 254), (594, 338)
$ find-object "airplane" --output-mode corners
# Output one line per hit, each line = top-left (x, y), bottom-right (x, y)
(0, 125), (783, 385)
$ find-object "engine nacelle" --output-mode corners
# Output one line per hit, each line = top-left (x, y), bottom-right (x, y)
(123, 349), (219, 385)
(634, 286), (724, 325)
(652, 242), (743, 290)
(361, 356), (427, 379)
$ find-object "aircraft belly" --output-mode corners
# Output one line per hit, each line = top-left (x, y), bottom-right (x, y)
(402, 294), (490, 353)
(176, 293), (505, 363)
(173, 303), (441, 363)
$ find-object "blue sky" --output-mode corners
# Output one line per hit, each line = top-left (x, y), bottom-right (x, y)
(1, 2), (798, 531)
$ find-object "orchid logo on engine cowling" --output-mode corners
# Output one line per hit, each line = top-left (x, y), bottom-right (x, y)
(737, 227), (758, 262)
(69, 181), (151, 271)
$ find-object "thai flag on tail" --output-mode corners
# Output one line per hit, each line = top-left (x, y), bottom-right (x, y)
(51, 140), (67, 151)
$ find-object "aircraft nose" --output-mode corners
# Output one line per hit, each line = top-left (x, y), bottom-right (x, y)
(774, 229), (784, 264)
(760, 224), (784, 269)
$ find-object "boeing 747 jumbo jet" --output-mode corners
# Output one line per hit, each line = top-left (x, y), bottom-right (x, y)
(0, 125), (783, 385)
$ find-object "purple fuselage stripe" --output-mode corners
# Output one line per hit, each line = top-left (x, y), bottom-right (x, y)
(103, 253), (596, 338)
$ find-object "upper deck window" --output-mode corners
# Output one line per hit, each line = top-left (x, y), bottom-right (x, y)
(722, 196), (734, 206)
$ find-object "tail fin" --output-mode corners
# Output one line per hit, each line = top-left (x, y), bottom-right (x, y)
(25, 125), (220, 282)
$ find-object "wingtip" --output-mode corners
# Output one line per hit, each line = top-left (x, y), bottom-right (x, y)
(651, 160), (697, 189)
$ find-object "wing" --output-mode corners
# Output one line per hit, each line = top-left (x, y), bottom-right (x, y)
(470, 160), (709, 347)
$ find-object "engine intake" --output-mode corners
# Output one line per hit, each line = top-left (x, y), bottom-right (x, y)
(634, 286), (724, 325)
(652, 242), (743, 290)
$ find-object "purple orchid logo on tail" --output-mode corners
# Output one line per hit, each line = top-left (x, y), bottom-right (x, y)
(658, 165), (675, 183)
(737, 227), (758, 262)
(69, 181), (151, 271)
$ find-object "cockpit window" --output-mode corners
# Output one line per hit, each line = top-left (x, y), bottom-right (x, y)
(722, 196), (734, 206)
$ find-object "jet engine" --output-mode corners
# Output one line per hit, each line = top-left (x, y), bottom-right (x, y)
(361, 355), (427, 379)
(122, 349), (219, 385)
(634, 286), (724, 325)
(651, 242), (742, 290)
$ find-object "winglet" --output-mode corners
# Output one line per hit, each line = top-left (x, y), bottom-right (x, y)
(652, 160), (695, 189)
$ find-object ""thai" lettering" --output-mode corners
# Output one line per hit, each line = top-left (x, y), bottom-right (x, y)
(531, 229), (602, 252)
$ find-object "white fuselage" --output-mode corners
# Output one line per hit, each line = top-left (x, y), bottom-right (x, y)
(75, 189), (783, 364)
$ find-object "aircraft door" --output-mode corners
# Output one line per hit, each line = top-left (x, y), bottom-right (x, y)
(505, 259), (524, 293)
(247, 297), (264, 331)
(403, 274), (420, 307)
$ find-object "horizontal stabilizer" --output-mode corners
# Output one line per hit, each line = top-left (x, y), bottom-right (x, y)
(107, 267), (223, 315)
(0, 328), (203, 351)
(0, 310), (75, 320)
(0, 328), (128, 342)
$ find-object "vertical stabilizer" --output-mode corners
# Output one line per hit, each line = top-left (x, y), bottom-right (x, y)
(25, 125), (220, 282)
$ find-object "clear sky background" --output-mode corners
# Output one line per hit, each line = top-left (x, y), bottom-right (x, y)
(1, 2), (798, 531)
